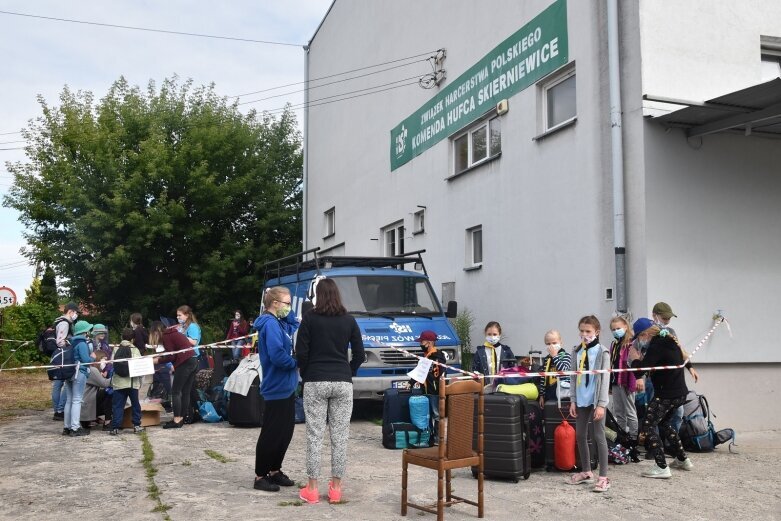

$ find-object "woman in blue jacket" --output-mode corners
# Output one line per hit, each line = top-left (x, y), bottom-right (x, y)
(63, 320), (95, 437)
(252, 286), (300, 493)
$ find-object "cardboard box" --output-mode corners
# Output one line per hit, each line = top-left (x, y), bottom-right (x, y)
(122, 402), (165, 429)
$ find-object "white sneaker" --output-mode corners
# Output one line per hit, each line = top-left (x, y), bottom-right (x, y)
(670, 457), (694, 471)
(642, 464), (672, 479)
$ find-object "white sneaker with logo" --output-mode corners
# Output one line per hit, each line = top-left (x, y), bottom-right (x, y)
(670, 457), (694, 471)
(642, 464), (672, 479)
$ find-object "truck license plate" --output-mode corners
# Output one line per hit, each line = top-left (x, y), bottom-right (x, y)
(392, 380), (410, 390)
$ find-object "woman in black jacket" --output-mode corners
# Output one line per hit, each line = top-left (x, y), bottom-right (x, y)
(628, 317), (693, 479)
(295, 278), (365, 504)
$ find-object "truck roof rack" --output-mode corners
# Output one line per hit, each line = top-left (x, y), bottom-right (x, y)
(262, 249), (428, 281)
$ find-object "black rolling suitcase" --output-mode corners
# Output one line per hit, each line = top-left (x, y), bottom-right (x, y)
(228, 375), (264, 427)
(543, 398), (597, 471)
(472, 393), (531, 482)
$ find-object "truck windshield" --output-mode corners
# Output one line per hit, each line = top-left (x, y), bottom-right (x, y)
(331, 275), (441, 315)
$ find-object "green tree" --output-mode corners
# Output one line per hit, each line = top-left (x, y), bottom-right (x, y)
(4, 76), (302, 325)
(25, 266), (59, 309)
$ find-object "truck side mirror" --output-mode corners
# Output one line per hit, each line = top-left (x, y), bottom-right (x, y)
(445, 300), (457, 318)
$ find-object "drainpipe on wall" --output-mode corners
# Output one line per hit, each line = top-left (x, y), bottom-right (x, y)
(607, 0), (627, 313)
(302, 44), (310, 253)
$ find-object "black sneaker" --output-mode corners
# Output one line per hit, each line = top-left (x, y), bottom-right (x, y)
(53, 412), (64, 421)
(70, 428), (90, 437)
(253, 476), (280, 492)
(163, 420), (183, 429)
(268, 471), (295, 487)
(108, 429), (120, 436)
(134, 426), (145, 434)
(62, 428), (72, 436)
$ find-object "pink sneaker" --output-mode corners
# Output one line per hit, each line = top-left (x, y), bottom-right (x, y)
(328, 481), (342, 504)
(299, 486), (319, 504)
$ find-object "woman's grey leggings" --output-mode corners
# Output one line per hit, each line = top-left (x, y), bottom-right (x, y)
(576, 406), (609, 477)
(303, 381), (353, 479)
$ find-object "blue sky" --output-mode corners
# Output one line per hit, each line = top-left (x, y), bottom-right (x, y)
(0, 0), (332, 301)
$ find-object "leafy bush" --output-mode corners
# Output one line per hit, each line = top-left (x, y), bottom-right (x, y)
(0, 302), (59, 367)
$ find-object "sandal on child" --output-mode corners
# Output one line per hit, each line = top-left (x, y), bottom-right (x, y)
(593, 476), (611, 492)
(565, 472), (594, 485)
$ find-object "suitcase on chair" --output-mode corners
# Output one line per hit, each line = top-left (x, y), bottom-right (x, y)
(544, 398), (597, 471)
(228, 376), (264, 427)
(472, 392), (531, 482)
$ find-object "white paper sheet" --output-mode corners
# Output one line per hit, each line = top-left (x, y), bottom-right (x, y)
(128, 357), (155, 377)
(406, 356), (433, 384)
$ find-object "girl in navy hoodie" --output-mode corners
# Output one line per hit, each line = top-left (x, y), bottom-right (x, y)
(252, 286), (300, 493)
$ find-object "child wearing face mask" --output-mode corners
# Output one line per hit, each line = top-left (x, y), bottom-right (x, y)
(226, 309), (250, 360)
(608, 316), (640, 460)
(471, 322), (516, 387)
(567, 315), (611, 492)
(537, 329), (571, 406)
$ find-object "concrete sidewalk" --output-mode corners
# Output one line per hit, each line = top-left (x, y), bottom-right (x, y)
(0, 411), (779, 521)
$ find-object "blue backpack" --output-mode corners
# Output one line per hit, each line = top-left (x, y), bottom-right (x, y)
(47, 340), (77, 381)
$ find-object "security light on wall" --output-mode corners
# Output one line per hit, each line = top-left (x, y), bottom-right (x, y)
(496, 99), (509, 115)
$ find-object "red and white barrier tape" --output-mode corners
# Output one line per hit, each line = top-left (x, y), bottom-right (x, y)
(0, 333), (258, 373)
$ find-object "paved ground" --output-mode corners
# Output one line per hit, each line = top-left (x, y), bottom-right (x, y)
(0, 407), (779, 521)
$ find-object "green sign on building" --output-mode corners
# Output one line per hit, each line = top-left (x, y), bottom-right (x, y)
(390, 0), (568, 171)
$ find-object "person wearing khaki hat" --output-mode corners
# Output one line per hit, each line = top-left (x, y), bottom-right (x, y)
(651, 302), (677, 337)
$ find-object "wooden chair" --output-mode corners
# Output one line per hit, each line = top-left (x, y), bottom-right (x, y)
(401, 376), (484, 521)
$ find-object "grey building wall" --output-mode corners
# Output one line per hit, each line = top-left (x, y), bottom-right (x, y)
(304, 0), (781, 430)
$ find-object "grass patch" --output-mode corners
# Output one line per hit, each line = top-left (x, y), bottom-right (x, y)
(278, 500), (303, 507)
(182, 460), (192, 466)
(369, 417), (383, 426)
(0, 371), (51, 422)
(140, 431), (172, 520)
(204, 449), (230, 463)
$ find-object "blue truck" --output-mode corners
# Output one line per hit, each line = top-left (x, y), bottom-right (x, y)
(261, 248), (461, 399)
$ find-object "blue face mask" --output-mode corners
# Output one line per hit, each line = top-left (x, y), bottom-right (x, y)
(177, 318), (185, 325)
(612, 328), (626, 339)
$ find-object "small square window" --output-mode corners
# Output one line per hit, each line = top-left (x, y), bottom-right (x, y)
(413, 209), (425, 234)
(323, 207), (335, 238)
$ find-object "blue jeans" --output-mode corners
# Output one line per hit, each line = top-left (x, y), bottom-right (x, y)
(63, 372), (87, 431)
(230, 340), (246, 360)
(111, 388), (141, 429)
(670, 405), (684, 432)
(52, 379), (66, 413)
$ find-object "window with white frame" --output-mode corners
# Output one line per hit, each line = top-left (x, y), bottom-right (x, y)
(761, 51), (781, 81)
(541, 67), (576, 131)
(466, 225), (482, 268)
(413, 209), (425, 234)
(323, 207), (335, 238)
(383, 221), (405, 256)
(453, 116), (501, 175)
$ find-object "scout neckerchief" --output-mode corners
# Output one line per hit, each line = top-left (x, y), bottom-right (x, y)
(483, 341), (498, 375)
(546, 356), (557, 386)
(577, 342), (588, 386)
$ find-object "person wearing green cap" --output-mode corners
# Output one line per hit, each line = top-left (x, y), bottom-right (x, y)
(62, 320), (96, 437)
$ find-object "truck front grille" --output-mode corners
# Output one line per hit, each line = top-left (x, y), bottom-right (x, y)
(379, 349), (424, 366)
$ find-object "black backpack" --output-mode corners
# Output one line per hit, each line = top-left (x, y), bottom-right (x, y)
(39, 317), (71, 357)
(113, 345), (133, 377)
(47, 339), (77, 381)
